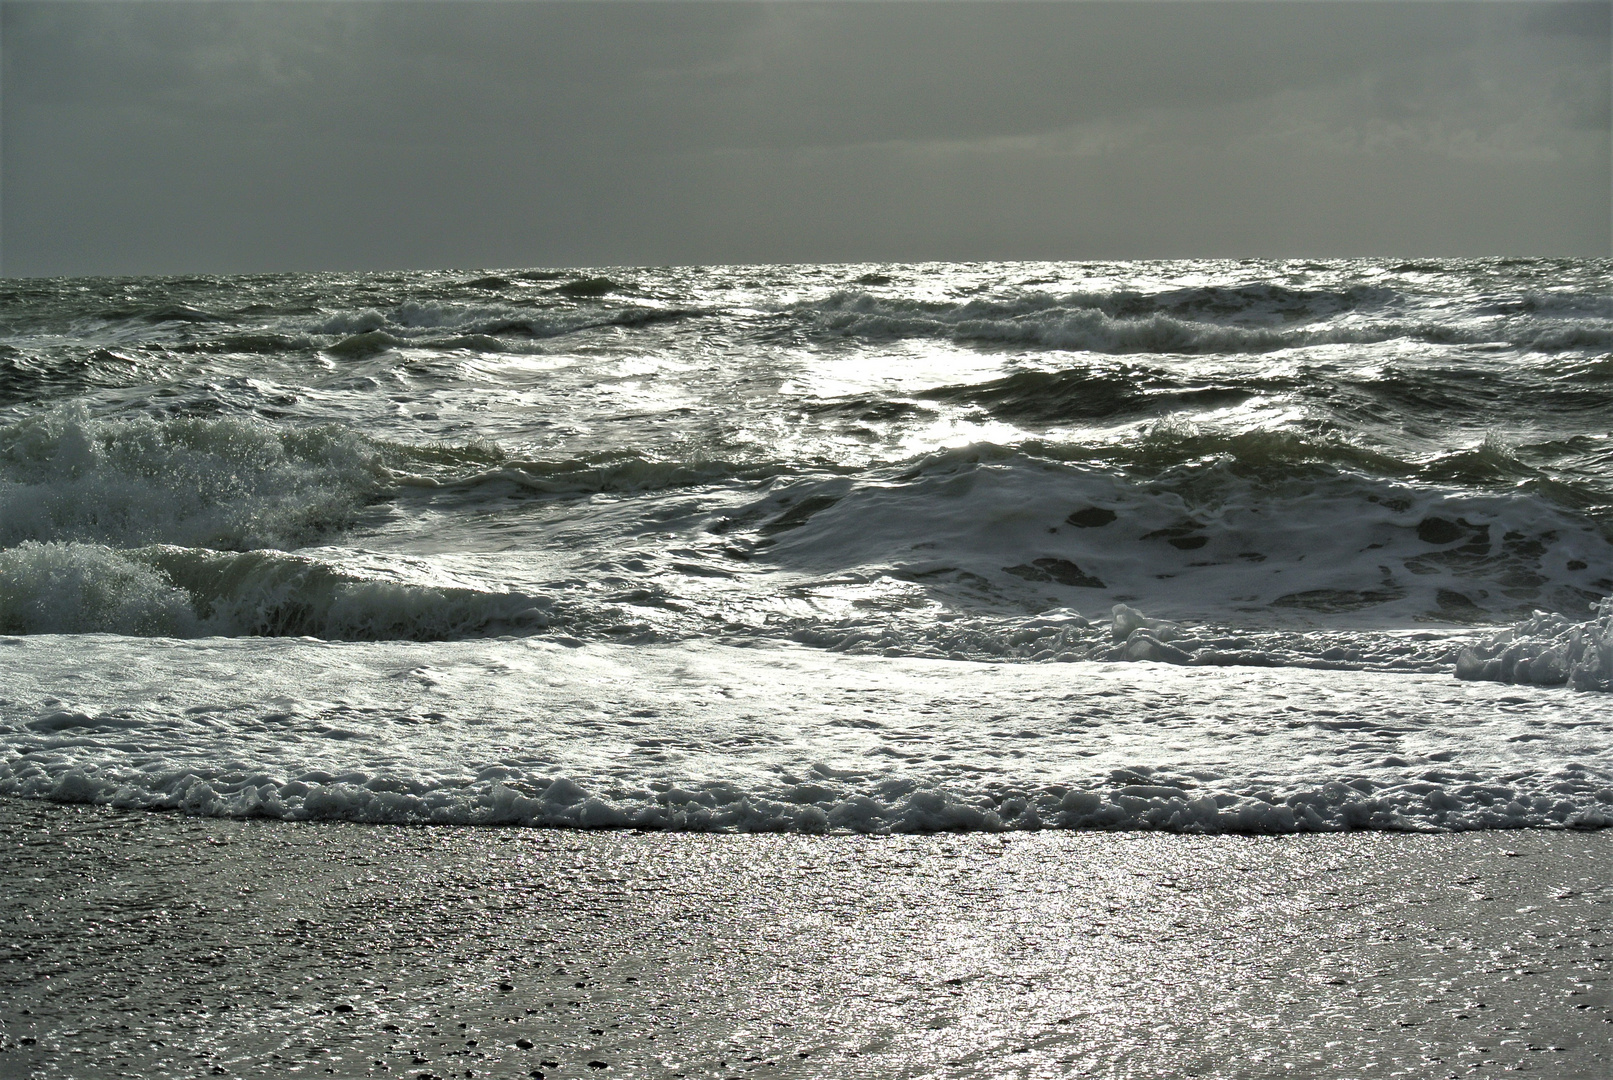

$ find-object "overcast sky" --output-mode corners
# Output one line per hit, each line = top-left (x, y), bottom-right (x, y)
(3, 1), (1608, 276)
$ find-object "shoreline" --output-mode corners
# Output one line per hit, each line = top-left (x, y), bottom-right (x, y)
(5, 634), (1611, 836)
(1, 799), (1609, 1079)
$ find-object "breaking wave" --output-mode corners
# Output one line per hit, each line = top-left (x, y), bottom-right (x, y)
(0, 542), (553, 641)
(0, 409), (389, 550)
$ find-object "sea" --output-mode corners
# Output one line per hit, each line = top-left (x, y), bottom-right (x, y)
(1, 259), (1609, 834)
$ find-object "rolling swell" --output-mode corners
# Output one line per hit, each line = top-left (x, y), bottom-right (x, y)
(804, 282), (1396, 325)
(733, 440), (1611, 626)
(311, 300), (705, 348)
(791, 290), (1610, 354)
(0, 348), (154, 406)
(418, 454), (801, 496)
(918, 367), (1266, 423)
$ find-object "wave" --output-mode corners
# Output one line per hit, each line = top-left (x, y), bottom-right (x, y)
(790, 291), (1611, 354)
(324, 329), (408, 358)
(308, 300), (703, 349)
(2, 634), (1607, 832)
(0, 542), (198, 637)
(167, 332), (318, 355)
(95, 303), (228, 325)
(781, 605), (1465, 676)
(0, 536), (1484, 673)
(1093, 282), (1400, 321)
(1323, 367), (1613, 431)
(0, 348), (158, 406)
(809, 281), (1399, 325)
(890, 428), (1609, 506)
(0, 542), (554, 641)
(1520, 324), (1613, 351)
(798, 292), (1296, 352)
(0, 409), (809, 552)
(12, 762), (1608, 833)
(420, 453), (799, 497)
(731, 441), (1611, 626)
(549, 275), (626, 297)
(0, 408), (388, 550)
(3, 407), (1605, 639)
(917, 366), (1270, 423)
(1481, 291), (1613, 318)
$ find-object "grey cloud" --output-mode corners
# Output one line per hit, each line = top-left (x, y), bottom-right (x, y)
(3, 1), (1607, 276)
(5, 3), (1517, 148)
(1524, 1), (1612, 39)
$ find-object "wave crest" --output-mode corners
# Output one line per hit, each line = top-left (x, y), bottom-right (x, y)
(0, 408), (388, 550)
(0, 542), (553, 641)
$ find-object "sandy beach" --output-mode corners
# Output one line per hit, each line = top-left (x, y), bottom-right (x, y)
(1, 799), (1608, 1079)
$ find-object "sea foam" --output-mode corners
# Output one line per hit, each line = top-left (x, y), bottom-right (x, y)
(1, 636), (1607, 833)
(1456, 598), (1613, 692)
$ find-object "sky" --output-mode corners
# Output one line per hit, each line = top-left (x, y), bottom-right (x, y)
(2, 1), (1609, 277)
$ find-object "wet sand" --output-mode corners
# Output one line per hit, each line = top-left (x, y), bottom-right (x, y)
(0, 799), (1609, 1079)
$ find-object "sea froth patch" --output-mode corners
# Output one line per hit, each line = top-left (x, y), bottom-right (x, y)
(1456, 598), (1613, 692)
(1, 636), (1607, 833)
(15, 766), (1607, 834)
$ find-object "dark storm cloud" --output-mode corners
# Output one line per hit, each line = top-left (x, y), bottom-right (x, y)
(3, 2), (1608, 276)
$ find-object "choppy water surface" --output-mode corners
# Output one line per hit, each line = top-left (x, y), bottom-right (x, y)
(1, 260), (1609, 831)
